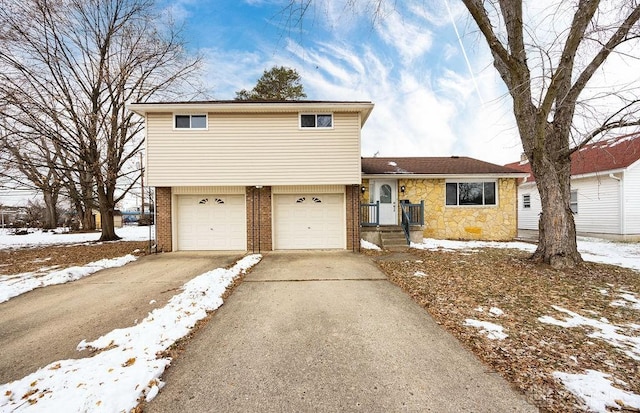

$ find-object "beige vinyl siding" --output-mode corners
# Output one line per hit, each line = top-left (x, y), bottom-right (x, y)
(146, 112), (361, 187)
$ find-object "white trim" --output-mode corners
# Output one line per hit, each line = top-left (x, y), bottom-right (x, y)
(272, 185), (345, 194)
(173, 186), (245, 195)
(128, 101), (374, 126)
(363, 173), (527, 179)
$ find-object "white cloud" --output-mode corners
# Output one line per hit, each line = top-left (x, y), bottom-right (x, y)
(198, 0), (524, 165)
(375, 11), (433, 64)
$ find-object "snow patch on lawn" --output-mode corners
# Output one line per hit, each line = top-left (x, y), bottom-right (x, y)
(360, 239), (381, 250)
(0, 226), (152, 249)
(610, 292), (640, 310)
(0, 254), (262, 412)
(0, 255), (137, 303)
(553, 369), (640, 413)
(411, 237), (640, 271)
(489, 307), (504, 317)
(539, 306), (640, 361)
(464, 319), (508, 340)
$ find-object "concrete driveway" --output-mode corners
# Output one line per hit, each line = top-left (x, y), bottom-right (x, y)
(147, 252), (537, 413)
(0, 252), (242, 384)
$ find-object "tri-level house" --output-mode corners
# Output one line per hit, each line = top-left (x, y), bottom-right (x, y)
(128, 100), (374, 252)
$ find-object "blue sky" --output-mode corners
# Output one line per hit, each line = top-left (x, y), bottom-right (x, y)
(161, 0), (523, 166)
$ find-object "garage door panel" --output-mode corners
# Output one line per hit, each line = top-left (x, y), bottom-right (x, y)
(274, 193), (344, 249)
(177, 195), (246, 251)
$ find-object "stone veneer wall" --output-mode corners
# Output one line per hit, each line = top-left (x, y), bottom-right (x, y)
(361, 178), (518, 241)
(155, 187), (172, 252)
(246, 186), (272, 252)
(400, 178), (517, 241)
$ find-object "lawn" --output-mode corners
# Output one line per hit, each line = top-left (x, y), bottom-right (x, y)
(371, 245), (640, 413)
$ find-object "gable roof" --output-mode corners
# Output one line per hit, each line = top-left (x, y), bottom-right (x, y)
(362, 156), (526, 177)
(127, 100), (375, 125)
(505, 132), (640, 182)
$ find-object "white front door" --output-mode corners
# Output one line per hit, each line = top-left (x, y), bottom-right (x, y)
(375, 180), (397, 225)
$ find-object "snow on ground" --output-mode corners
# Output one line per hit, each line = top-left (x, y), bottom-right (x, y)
(539, 305), (640, 361)
(463, 319), (508, 340)
(0, 254), (262, 413)
(411, 237), (640, 271)
(553, 370), (640, 413)
(0, 226), (153, 249)
(0, 255), (137, 303)
(360, 239), (381, 250)
(540, 295), (640, 410)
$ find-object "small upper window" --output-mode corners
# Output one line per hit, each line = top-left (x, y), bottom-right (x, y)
(300, 114), (333, 128)
(570, 190), (578, 214)
(175, 114), (207, 129)
(523, 194), (531, 209)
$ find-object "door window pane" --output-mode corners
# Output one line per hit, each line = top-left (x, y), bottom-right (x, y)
(380, 184), (392, 203)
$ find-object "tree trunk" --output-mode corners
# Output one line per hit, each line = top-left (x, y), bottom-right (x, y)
(98, 205), (120, 241)
(42, 189), (59, 229)
(529, 154), (582, 269)
(97, 188), (120, 241)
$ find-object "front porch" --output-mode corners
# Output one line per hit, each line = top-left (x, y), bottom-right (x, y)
(360, 200), (424, 249)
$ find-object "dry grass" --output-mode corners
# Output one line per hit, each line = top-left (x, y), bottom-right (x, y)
(368, 247), (640, 412)
(0, 241), (150, 276)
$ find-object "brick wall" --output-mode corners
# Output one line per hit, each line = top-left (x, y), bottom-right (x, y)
(246, 186), (272, 252)
(345, 184), (361, 251)
(155, 187), (172, 252)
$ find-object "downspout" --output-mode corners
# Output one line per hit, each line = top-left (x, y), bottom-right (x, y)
(609, 173), (624, 235)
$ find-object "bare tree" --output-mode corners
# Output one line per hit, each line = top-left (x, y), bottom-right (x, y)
(282, 0), (640, 268)
(462, 0), (640, 268)
(0, 0), (202, 240)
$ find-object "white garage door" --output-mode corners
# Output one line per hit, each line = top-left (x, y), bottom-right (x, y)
(274, 194), (344, 249)
(177, 195), (246, 250)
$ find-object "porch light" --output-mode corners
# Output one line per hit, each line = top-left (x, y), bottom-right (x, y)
(400, 185), (406, 193)
(361, 186), (366, 193)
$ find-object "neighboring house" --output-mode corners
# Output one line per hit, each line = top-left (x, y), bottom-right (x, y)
(361, 157), (527, 242)
(128, 100), (374, 252)
(93, 210), (123, 230)
(505, 133), (640, 240)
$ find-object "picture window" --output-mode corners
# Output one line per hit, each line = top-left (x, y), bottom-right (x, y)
(445, 182), (497, 206)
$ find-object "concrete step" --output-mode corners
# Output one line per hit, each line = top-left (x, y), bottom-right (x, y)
(380, 230), (408, 250)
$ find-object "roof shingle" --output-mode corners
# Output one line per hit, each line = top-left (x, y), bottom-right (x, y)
(504, 132), (640, 182)
(362, 156), (524, 175)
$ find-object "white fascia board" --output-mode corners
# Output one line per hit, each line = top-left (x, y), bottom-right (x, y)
(362, 173), (529, 180)
(127, 102), (374, 125)
(571, 168), (627, 181)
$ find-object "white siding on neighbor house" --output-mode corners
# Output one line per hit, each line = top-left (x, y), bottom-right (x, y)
(518, 173), (624, 234)
(517, 183), (541, 230)
(146, 112), (361, 187)
(623, 161), (640, 233)
(517, 175), (622, 234)
(572, 175), (621, 234)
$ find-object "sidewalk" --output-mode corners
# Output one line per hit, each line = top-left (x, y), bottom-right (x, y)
(146, 252), (538, 412)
